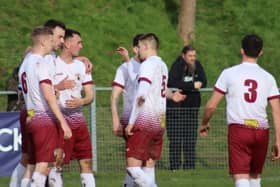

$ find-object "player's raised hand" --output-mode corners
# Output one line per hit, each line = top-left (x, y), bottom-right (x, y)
(116, 47), (130, 62)
(271, 144), (280, 161)
(125, 124), (134, 136)
(199, 123), (210, 137)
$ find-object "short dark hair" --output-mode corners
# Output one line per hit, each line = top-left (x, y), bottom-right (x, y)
(44, 19), (66, 31)
(31, 26), (53, 44)
(132, 34), (144, 47)
(64, 28), (81, 40)
(241, 34), (263, 58)
(32, 26), (53, 38)
(138, 33), (160, 49)
(181, 45), (195, 54)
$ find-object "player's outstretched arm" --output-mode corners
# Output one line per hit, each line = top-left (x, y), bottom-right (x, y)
(269, 98), (280, 161)
(199, 91), (224, 137)
(110, 86), (124, 136)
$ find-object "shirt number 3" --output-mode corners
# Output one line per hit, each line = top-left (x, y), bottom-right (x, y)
(244, 79), (258, 103)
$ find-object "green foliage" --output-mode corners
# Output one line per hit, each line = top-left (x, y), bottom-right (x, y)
(1, 0), (280, 89)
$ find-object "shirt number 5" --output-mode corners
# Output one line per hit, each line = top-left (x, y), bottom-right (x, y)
(244, 79), (258, 103)
(161, 75), (166, 97)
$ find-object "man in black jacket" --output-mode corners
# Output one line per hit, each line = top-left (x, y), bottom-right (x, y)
(167, 45), (207, 170)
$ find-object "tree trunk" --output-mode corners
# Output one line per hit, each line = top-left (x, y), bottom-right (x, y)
(178, 0), (196, 45)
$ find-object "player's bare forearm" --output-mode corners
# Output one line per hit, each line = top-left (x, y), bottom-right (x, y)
(201, 91), (224, 127)
(41, 83), (72, 139)
(111, 98), (122, 136)
(110, 86), (123, 136)
(55, 76), (75, 91)
(269, 98), (280, 160)
(82, 85), (94, 105)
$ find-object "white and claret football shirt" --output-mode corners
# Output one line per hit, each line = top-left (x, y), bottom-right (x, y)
(129, 56), (168, 132)
(112, 58), (140, 125)
(18, 53), (56, 112)
(54, 56), (93, 109)
(214, 62), (280, 129)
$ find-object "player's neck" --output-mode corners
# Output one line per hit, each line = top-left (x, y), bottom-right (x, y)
(242, 56), (257, 64)
(145, 51), (157, 59)
(31, 46), (49, 57)
(60, 51), (74, 64)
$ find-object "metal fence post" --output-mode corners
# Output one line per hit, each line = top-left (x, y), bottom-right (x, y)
(90, 85), (97, 172)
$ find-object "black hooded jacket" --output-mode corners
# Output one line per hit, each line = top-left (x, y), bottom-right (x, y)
(167, 56), (207, 108)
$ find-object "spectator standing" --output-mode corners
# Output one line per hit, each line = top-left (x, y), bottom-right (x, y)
(166, 45), (207, 170)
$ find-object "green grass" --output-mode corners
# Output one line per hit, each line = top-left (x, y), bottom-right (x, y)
(1, 168), (280, 187)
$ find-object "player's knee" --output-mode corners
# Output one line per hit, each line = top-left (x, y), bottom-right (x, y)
(79, 159), (92, 173)
(127, 167), (153, 187)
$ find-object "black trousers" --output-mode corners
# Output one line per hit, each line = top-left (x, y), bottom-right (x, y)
(166, 107), (199, 170)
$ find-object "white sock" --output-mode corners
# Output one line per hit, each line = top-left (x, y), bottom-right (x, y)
(21, 178), (31, 187)
(249, 178), (261, 187)
(142, 167), (157, 187)
(80, 173), (95, 187)
(235, 179), (250, 187)
(123, 174), (136, 187)
(48, 167), (63, 187)
(127, 167), (153, 187)
(9, 163), (26, 187)
(30, 172), (47, 187)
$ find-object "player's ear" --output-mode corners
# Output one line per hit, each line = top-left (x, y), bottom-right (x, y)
(240, 48), (244, 56)
(258, 50), (263, 57)
(64, 40), (70, 49)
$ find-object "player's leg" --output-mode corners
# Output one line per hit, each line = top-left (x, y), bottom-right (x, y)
(48, 165), (63, 187)
(249, 174), (261, 187)
(123, 174), (136, 187)
(233, 174), (250, 187)
(48, 123), (66, 187)
(248, 128), (269, 187)
(9, 155), (27, 187)
(30, 115), (59, 187)
(21, 164), (35, 187)
(228, 125), (253, 187)
(126, 130), (156, 187)
(79, 159), (95, 187)
(30, 162), (49, 187)
(127, 157), (152, 187)
(73, 123), (95, 187)
(10, 108), (28, 187)
(143, 131), (164, 187)
(142, 159), (157, 187)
